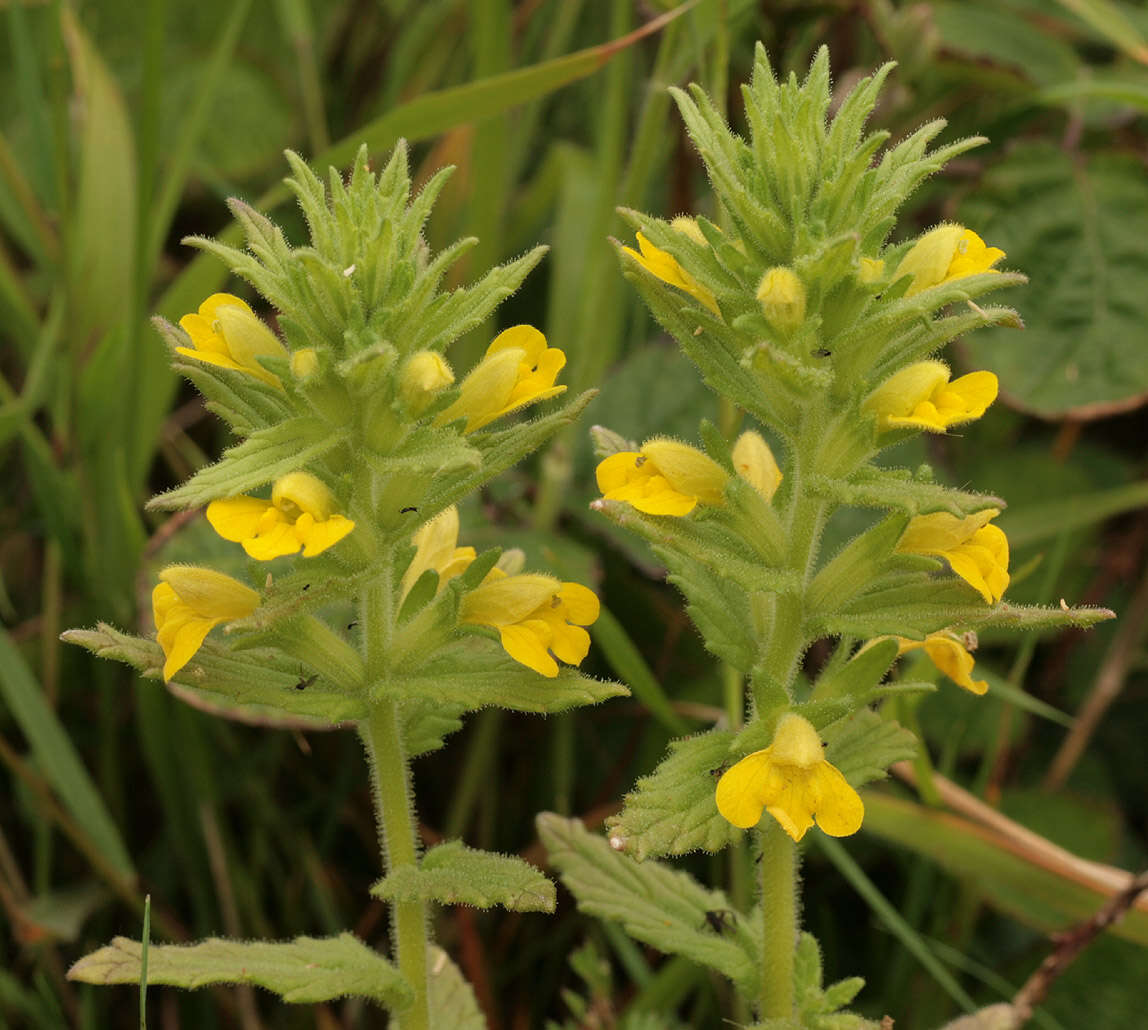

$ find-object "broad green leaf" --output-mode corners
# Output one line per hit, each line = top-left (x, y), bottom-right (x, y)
(386, 643), (627, 714)
(861, 793), (1148, 946)
(147, 417), (338, 510)
(371, 841), (555, 912)
(605, 730), (739, 861)
(0, 630), (135, 881)
(931, 2), (1079, 85)
(959, 145), (1148, 418)
(822, 710), (917, 788)
(537, 813), (760, 996)
(62, 626), (367, 725)
(67, 933), (410, 1008)
(426, 946), (486, 1030)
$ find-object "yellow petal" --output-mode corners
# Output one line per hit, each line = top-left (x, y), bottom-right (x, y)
(460, 573), (561, 626)
(715, 750), (774, 829)
(756, 266), (806, 331)
(641, 439), (728, 507)
(298, 513), (356, 557)
(158, 566), (260, 617)
(436, 347), (523, 431)
(498, 622), (558, 678)
(921, 634), (988, 695)
(242, 519), (302, 560)
(206, 495), (273, 542)
(625, 233), (719, 314)
(556, 582), (600, 626)
(807, 763), (865, 837)
(767, 713), (825, 767)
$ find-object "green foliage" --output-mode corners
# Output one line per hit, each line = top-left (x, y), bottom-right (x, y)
(67, 933), (411, 1008)
(537, 814), (760, 997)
(372, 841), (555, 912)
(605, 730), (740, 861)
(426, 946), (487, 1029)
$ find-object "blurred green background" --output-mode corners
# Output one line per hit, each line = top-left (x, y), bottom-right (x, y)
(3, 0), (1148, 1026)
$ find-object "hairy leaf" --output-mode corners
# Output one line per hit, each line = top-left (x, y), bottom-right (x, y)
(67, 933), (410, 1008)
(605, 730), (740, 861)
(537, 814), (759, 996)
(372, 841), (555, 912)
(823, 710), (916, 788)
(426, 946), (486, 1029)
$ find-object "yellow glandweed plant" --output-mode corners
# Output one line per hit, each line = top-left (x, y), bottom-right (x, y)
(64, 145), (624, 1026)
(538, 48), (1110, 1027)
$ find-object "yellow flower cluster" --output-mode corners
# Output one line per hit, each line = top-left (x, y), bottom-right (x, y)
(897, 509), (1010, 604)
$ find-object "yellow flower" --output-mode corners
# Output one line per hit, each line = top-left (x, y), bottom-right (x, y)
(622, 231), (719, 315)
(715, 713), (864, 841)
(400, 506), (476, 601)
(177, 293), (288, 388)
(459, 571), (600, 678)
(595, 438), (728, 516)
(400, 351), (454, 415)
(864, 361), (999, 433)
(894, 225), (1005, 297)
(731, 430), (782, 502)
(896, 509), (1009, 604)
(206, 471), (355, 560)
(894, 631), (988, 695)
(152, 566), (260, 681)
(756, 266), (806, 331)
(434, 326), (565, 432)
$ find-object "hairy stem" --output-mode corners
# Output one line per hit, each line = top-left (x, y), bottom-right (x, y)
(362, 574), (430, 1029)
(758, 819), (797, 1019)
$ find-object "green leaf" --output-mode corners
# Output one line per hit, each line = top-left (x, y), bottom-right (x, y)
(959, 145), (1148, 417)
(537, 813), (760, 996)
(62, 625), (367, 725)
(387, 642), (627, 714)
(371, 841), (555, 912)
(67, 933), (410, 1008)
(426, 946), (486, 1030)
(605, 731), (740, 861)
(809, 469), (1003, 520)
(147, 417), (338, 510)
(812, 639), (898, 701)
(823, 710), (916, 788)
(0, 630), (135, 881)
(401, 698), (466, 758)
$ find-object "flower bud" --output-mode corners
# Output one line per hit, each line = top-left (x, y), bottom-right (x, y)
(732, 430), (782, 502)
(756, 266), (806, 332)
(400, 350), (455, 416)
(290, 347), (320, 381)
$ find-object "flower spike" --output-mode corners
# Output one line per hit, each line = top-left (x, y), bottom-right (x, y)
(206, 472), (355, 560)
(715, 714), (864, 841)
(152, 566), (260, 681)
